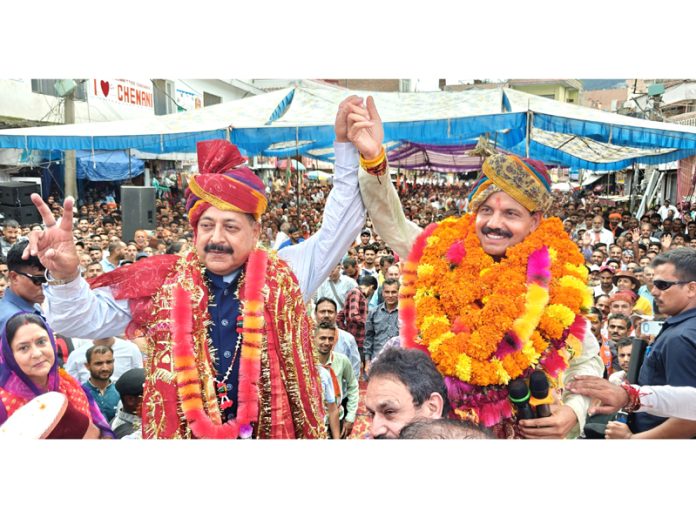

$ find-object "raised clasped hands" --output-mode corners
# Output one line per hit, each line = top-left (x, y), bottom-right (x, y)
(336, 95), (384, 160)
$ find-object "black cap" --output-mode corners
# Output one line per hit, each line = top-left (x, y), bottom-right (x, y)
(508, 379), (530, 402)
(115, 368), (145, 396)
(529, 371), (550, 399)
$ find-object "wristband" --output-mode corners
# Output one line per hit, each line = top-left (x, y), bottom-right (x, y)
(46, 268), (81, 286)
(620, 382), (641, 413)
(359, 146), (388, 177)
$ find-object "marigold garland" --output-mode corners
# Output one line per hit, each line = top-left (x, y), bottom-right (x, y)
(171, 248), (267, 439)
(399, 214), (590, 427)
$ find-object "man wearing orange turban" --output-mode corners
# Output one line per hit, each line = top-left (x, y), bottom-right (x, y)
(24, 98), (368, 439)
(346, 96), (603, 439)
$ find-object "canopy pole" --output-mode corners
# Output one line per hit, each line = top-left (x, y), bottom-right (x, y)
(295, 127), (301, 211)
(128, 148), (132, 183)
(525, 109), (533, 158)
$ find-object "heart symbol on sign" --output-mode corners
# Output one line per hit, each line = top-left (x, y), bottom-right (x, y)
(100, 80), (110, 97)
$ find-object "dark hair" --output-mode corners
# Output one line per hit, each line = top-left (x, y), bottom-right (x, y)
(342, 257), (357, 269)
(315, 297), (337, 312)
(382, 278), (400, 289)
(316, 320), (336, 332)
(3, 219), (20, 229)
(652, 247), (696, 283)
(588, 306), (603, 322)
(399, 418), (491, 440)
(108, 241), (125, 254)
(379, 255), (395, 268)
(166, 241), (184, 255)
(607, 313), (631, 328)
(368, 348), (451, 417)
(594, 293), (610, 303)
(5, 313), (48, 348)
(85, 344), (113, 364)
(363, 244), (378, 254)
(6, 241), (44, 272)
(357, 275), (378, 290)
(615, 336), (633, 351)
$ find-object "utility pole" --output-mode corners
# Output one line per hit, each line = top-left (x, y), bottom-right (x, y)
(63, 88), (77, 200)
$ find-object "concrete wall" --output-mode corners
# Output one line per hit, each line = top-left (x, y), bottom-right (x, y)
(581, 87), (628, 111)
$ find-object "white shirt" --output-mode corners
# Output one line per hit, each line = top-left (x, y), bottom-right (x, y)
(272, 231), (289, 250)
(657, 204), (680, 221)
(333, 329), (361, 381)
(636, 385), (696, 420)
(65, 337), (143, 384)
(588, 227), (615, 246)
(313, 275), (357, 312)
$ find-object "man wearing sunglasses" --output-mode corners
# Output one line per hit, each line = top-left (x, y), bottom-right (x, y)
(610, 247), (696, 439)
(0, 241), (46, 331)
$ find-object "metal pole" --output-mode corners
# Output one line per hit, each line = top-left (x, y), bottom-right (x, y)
(64, 90), (78, 200)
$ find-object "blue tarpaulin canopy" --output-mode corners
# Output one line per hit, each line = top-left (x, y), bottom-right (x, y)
(1, 86), (696, 171)
(75, 150), (144, 181)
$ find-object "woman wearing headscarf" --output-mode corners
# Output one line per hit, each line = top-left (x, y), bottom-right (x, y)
(0, 312), (114, 438)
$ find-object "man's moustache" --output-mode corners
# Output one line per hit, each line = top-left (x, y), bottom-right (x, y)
(482, 227), (513, 239)
(204, 243), (233, 254)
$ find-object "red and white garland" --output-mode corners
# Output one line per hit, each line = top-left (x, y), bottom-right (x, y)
(171, 248), (267, 439)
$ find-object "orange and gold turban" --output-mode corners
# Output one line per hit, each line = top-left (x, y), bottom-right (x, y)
(185, 140), (268, 232)
(468, 154), (553, 214)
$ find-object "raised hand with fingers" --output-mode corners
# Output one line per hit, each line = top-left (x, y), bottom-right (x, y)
(346, 96), (384, 161)
(23, 193), (80, 281)
(661, 233), (672, 251)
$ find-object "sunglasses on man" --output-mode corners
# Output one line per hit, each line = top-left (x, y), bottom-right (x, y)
(15, 271), (47, 286)
(653, 279), (693, 291)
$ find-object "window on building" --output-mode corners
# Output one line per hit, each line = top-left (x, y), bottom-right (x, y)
(31, 79), (87, 101)
(152, 79), (176, 115)
(204, 92), (222, 106)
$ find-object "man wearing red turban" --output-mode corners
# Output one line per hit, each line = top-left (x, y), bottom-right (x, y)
(24, 97), (367, 439)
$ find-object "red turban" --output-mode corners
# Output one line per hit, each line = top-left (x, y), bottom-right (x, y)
(609, 290), (637, 305)
(185, 140), (268, 232)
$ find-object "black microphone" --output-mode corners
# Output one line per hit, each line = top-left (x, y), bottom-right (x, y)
(529, 371), (553, 418)
(508, 378), (535, 420)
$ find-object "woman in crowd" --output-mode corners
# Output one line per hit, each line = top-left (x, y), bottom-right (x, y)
(0, 312), (114, 438)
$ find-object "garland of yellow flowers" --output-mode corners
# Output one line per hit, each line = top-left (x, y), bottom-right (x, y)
(171, 248), (267, 439)
(400, 215), (592, 426)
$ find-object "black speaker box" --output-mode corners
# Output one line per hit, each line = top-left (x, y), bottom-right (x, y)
(0, 181), (41, 206)
(120, 186), (156, 242)
(0, 204), (41, 226)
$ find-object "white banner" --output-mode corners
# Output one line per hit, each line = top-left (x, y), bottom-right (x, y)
(91, 79), (154, 109)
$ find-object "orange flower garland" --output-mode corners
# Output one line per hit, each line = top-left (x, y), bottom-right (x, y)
(400, 214), (590, 426)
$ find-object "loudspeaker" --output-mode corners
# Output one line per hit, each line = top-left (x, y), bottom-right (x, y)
(0, 181), (41, 206)
(120, 186), (156, 242)
(0, 204), (41, 225)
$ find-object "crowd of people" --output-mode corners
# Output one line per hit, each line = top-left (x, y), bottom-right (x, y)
(0, 95), (694, 440)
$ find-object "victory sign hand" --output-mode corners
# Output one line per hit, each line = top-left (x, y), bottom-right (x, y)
(22, 193), (80, 280)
